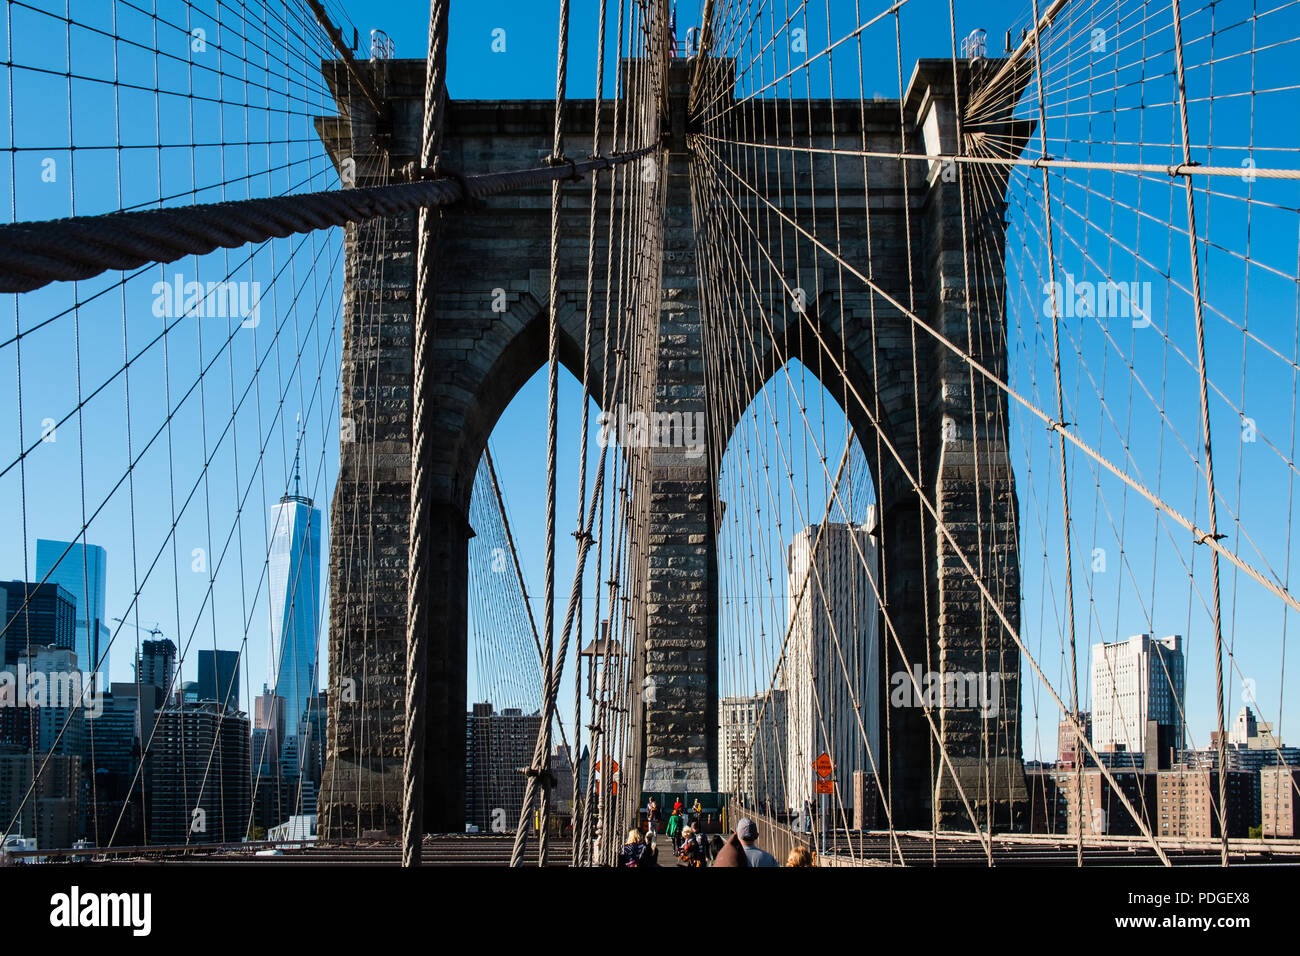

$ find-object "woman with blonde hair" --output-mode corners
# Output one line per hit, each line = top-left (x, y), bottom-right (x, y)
(619, 828), (649, 867)
(785, 845), (816, 867)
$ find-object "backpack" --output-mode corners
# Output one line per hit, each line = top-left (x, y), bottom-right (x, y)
(693, 833), (711, 864)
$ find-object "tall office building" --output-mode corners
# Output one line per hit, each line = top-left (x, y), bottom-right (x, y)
(1090, 634), (1185, 761)
(0, 580), (76, 667)
(0, 642), (90, 846)
(88, 692), (139, 776)
(136, 638), (177, 697)
(720, 689), (787, 811)
(464, 702), (542, 833)
(35, 539), (110, 679)
(110, 680), (166, 752)
(267, 451), (322, 741)
(250, 726), (277, 776)
(784, 514), (880, 813)
(274, 728), (317, 821)
(145, 701), (250, 844)
(249, 735), (281, 832)
(198, 649), (241, 712)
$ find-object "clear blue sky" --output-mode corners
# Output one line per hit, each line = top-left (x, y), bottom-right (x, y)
(0, 0), (1295, 771)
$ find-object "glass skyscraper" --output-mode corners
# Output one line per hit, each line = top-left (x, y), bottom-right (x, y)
(267, 457), (322, 742)
(35, 538), (109, 679)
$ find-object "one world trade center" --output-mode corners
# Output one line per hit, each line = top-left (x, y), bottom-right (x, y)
(268, 446), (322, 742)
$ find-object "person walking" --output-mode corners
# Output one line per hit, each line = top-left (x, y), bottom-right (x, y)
(646, 798), (661, 840)
(692, 826), (711, 864)
(735, 817), (779, 867)
(678, 825), (708, 867)
(709, 831), (750, 867)
(665, 806), (683, 851)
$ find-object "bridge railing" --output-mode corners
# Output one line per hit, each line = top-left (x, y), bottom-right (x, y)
(726, 801), (812, 865)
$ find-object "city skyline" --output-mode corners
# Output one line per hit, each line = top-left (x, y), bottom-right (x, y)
(1, 439), (330, 720)
(0, 531), (1271, 762)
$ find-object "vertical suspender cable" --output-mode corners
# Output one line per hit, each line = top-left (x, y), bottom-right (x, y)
(403, 0), (450, 869)
(1169, 0), (1230, 868)
(512, 0), (573, 869)
(573, 0), (610, 867)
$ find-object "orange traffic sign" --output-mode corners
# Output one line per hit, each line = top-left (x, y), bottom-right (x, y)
(594, 759), (620, 775)
(814, 752), (833, 779)
(815, 779), (834, 795)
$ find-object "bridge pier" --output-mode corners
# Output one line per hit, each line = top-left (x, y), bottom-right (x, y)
(639, 61), (719, 796)
(316, 59), (628, 836)
(911, 60), (1030, 830)
(315, 61), (423, 837)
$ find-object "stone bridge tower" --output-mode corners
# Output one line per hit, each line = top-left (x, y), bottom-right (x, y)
(315, 52), (1032, 836)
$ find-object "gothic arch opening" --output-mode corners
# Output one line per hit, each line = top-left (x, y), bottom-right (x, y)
(713, 356), (887, 837)
(461, 343), (617, 836)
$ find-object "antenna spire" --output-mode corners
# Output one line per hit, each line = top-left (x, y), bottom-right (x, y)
(293, 414), (303, 498)
(279, 413), (312, 506)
